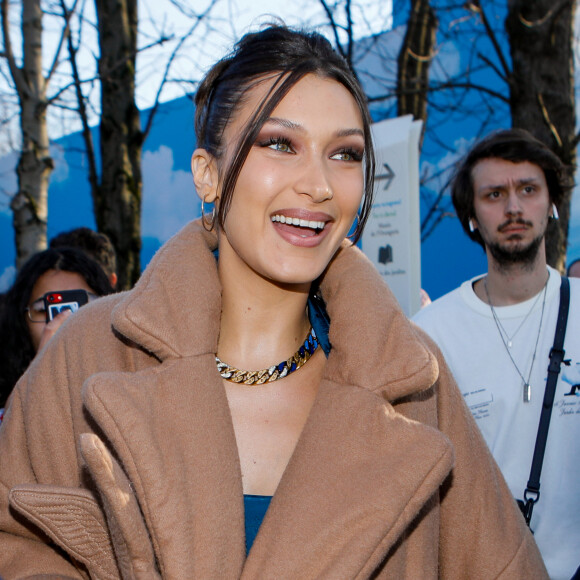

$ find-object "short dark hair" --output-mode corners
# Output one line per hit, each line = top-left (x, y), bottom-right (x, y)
(451, 128), (571, 248)
(0, 247), (114, 407)
(50, 227), (117, 281)
(194, 25), (375, 242)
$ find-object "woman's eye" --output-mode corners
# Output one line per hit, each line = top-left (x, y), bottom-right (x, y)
(259, 137), (294, 153)
(273, 141), (291, 153)
(331, 149), (363, 162)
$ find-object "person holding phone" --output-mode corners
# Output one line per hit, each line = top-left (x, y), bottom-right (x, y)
(0, 247), (114, 415)
(0, 26), (547, 578)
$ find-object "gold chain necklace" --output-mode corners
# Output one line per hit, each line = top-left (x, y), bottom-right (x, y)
(216, 327), (319, 385)
(484, 277), (548, 403)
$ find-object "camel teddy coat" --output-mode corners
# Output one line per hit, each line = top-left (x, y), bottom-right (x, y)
(0, 220), (547, 579)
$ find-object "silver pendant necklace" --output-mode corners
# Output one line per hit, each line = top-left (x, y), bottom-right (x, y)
(487, 286), (545, 348)
(484, 276), (548, 403)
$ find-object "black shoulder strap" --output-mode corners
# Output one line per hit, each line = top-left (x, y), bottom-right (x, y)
(520, 276), (570, 526)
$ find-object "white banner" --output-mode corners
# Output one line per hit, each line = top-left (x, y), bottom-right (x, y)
(361, 115), (422, 317)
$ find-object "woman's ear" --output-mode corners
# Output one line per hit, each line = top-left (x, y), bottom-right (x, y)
(191, 148), (219, 203)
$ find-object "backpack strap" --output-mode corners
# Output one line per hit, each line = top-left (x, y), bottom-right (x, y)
(519, 276), (570, 526)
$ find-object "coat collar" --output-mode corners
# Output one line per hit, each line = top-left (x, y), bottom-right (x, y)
(83, 356), (452, 578)
(111, 221), (438, 402)
(85, 222), (450, 577)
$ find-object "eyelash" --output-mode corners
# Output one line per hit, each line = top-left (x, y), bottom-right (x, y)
(333, 148), (363, 162)
(258, 136), (293, 152)
(258, 136), (363, 162)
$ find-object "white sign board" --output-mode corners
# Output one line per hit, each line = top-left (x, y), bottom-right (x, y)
(361, 115), (422, 317)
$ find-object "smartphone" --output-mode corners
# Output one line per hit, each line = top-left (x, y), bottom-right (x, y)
(43, 289), (90, 323)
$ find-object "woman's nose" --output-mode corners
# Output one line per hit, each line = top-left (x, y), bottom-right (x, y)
(294, 158), (333, 202)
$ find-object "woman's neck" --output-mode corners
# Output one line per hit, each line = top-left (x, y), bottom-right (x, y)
(217, 256), (312, 371)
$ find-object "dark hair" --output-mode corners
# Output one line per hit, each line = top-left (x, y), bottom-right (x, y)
(195, 25), (375, 242)
(0, 247), (114, 407)
(451, 128), (571, 248)
(50, 227), (117, 282)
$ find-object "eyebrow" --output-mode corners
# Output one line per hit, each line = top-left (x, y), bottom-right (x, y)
(265, 117), (364, 139)
(477, 176), (542, 193)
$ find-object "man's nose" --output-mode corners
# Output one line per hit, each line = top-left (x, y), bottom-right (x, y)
(505, 191), (522, 216)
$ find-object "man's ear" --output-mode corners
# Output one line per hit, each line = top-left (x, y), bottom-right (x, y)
(191, 148), (219, 203)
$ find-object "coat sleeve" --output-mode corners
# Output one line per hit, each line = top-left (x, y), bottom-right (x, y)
(0, 393), (86, 578)
(426, 333), (549, 579)
(0, 330), (91, 579)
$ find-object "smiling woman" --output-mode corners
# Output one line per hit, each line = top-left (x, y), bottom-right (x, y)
(0, 26), (548, 579)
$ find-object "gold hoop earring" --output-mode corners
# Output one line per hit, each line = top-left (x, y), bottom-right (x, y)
(201, 195), (217, 231)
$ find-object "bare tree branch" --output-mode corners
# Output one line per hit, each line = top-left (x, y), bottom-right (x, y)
(1, 0), (28, 96)
(465, 1), (512, 83)
(142, 0), (220, 139)
(44, 0), (80, 87)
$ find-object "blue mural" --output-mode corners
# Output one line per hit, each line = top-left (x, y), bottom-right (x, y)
(1, 4), (579, 300)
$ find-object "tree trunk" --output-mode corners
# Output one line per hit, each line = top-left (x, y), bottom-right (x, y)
(95, 0), (142, 289)
(506, 0), (577, 271)
(2, 0), (51, 268)
(397, 0), (437, 147)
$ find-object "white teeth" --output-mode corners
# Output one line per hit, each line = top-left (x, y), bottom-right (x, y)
(271, 214), (325, 230)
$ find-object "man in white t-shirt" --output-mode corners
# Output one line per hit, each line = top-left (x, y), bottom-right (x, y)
(413, 129), (579, 580)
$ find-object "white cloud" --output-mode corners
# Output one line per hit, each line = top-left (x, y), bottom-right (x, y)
(430, 40), (461, 83)
(421, 136), (474, 195)
(141, 145), (200, 242)
(0, 151), (17, 215)
(49, 143), (70, 183)
(0, 265), (16, 292)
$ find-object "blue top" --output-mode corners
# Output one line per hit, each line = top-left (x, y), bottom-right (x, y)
(244, 494), (273, 553)
(242, 295), (331, 554)
(210, 258), (331, 553)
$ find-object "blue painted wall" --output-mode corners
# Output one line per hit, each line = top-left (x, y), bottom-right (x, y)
(1, 4), (579, 300)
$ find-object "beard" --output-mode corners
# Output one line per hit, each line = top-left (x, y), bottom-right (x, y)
(487, 232), (544, 268)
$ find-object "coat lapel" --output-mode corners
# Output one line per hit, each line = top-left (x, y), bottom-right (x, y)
(83, 356), (246, 579)
(242, 379), (453, 578)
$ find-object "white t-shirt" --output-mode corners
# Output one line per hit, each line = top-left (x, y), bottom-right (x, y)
(413, 267), (580, 580)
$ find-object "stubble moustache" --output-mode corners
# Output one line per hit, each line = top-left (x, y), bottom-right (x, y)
(487, 217), (545, 269)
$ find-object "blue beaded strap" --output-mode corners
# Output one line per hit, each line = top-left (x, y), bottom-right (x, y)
(216, 327), (319, 385)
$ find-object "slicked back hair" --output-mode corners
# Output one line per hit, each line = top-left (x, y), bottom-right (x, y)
(194, 25), (375, 242)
